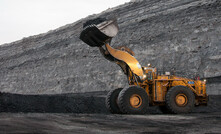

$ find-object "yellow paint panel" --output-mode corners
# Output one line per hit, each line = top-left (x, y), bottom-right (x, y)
(155, 81), (168, 101)
(157, 76), (169, 80)
(171, 81), (186, 87)
(105, 44), (144, 76)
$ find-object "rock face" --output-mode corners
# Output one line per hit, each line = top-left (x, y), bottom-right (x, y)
(0, 0), (220, 95)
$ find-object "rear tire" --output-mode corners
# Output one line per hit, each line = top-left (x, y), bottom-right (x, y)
(118, 86), (149, 114)
(105, 88), (123, 114)
(165, 86), (195, 114)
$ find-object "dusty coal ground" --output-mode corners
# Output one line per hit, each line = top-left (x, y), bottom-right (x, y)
(0, 113), (221, 134)
(0, 92), (221, 133)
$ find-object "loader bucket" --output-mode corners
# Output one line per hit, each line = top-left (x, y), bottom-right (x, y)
(80, 19), (119, 47)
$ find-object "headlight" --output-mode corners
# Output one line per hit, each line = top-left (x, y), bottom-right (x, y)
(143, 74), (147, 79)
(140, 74), (147, 80)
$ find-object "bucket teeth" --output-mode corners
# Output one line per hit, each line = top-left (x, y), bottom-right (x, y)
(80, 19), (119, 47)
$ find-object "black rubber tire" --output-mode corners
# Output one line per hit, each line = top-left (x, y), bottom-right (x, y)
(118, 86), (149, 114)
(105, 88), (123, 114)
(165, 86), (195, 114)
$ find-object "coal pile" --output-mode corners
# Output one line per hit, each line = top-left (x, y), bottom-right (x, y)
(0, 92), (220, 114)
(0, 92), (108, 113)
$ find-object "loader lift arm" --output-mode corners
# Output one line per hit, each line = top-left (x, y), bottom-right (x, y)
(99, 44), (144, 86)
(80, 18), (145, 85)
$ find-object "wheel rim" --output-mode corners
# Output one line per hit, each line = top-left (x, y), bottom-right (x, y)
(175, 94), (188, 106)
(130, 94), (142, 108)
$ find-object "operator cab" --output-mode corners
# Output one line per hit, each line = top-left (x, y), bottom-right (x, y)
(142, 65), (157, 81)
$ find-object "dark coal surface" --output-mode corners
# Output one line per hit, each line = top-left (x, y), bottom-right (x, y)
(0, 91), (220, 114)
(0, 92), (107, 113)
(0, 113), (220, 134)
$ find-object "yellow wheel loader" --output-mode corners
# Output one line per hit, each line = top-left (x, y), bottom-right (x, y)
(80, 18), (208, 114)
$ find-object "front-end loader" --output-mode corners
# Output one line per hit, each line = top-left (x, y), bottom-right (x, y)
(79, 18), (208, 114)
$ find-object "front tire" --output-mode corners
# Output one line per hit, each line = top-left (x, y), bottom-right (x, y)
(118, 86), (149, 114)
(105, 88), (123, 114)
(165, 86), (195, 114)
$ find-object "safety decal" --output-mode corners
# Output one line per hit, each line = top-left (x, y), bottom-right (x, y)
(188, 81), (194, 84)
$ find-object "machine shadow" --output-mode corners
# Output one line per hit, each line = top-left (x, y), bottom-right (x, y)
(0, 92), (108, 113)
